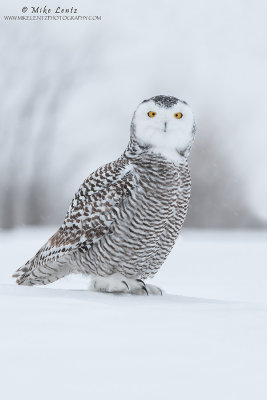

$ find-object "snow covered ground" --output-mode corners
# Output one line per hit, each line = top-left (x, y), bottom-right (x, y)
(0, 227), (267, 400)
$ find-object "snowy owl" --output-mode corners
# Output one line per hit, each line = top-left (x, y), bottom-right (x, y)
(13, 95), (196, 295)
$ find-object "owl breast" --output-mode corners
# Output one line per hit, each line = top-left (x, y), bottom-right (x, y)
(75, 153), (190, 279)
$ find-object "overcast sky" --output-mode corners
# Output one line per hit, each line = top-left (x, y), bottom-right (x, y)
(1, 0), (267, 226)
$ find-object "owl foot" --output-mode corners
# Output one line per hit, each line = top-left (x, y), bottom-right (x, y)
(90, 273), (162, 296)
(136, 279), (163, 295)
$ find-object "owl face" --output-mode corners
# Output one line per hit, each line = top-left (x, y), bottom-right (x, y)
(132, 96), (195, 162)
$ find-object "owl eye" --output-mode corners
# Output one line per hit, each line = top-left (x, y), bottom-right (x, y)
(174, 112), (183, 119)
(148, 111), (157, 118)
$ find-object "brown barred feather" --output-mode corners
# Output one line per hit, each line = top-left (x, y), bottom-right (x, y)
(13, 135), (191, 286)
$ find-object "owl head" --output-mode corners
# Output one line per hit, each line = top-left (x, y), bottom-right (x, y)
(131, 95), (196, 162)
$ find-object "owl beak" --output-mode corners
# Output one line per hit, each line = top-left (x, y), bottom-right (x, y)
(163, 122), (167, 133)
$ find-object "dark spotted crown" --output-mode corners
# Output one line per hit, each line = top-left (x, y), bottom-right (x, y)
(142, 95), (187, 108)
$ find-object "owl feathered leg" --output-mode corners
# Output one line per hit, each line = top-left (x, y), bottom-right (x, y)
(90, 273), (162, 295)
(13, 255), (74, 286)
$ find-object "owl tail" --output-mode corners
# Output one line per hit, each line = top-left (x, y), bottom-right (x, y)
(12, 259), (34, 285)
(12, 256), (73, 286)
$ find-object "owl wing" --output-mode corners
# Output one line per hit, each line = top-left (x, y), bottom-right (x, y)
(13, 158), (136, 285)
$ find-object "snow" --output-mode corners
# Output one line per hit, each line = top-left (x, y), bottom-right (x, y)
(0, 227), (267, 399)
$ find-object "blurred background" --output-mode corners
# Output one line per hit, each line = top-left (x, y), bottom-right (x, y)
(1, 4), (267, 399)
(0, 0), (267, 230)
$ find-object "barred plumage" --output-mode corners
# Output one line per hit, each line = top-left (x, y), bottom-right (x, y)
(13, 95), (196, 294)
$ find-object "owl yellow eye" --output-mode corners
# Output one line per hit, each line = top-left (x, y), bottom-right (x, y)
(148, 111), (157, 118)
(174, 112), (183, 119)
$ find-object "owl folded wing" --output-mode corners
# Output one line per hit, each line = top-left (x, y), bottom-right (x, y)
(13, 159), (136, 284)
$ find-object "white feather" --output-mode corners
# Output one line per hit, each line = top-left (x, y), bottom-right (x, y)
(133, 100), (195, 163)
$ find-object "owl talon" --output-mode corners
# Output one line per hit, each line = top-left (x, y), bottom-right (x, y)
(142, 286), (149, 296)
(122, 280), (129, 290)
(136, 279), (150, 296)
(136, 278), (145, 285)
